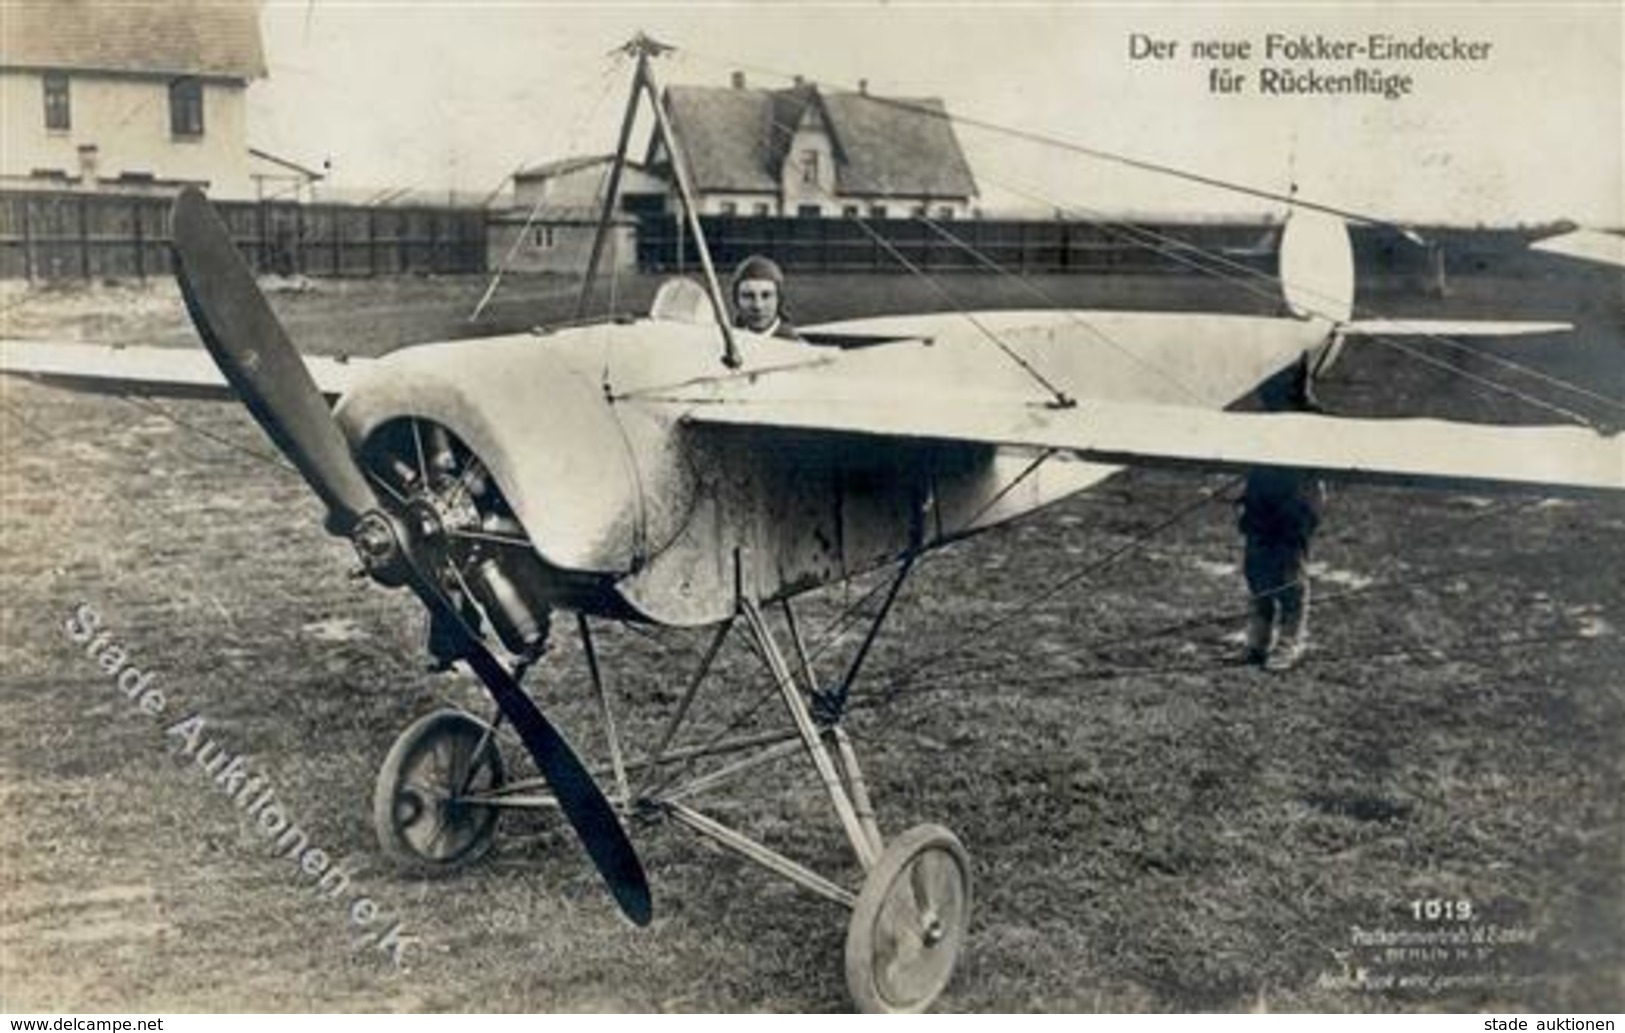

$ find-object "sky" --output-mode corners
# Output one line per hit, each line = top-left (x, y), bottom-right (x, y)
(247, 1), (1622, 226)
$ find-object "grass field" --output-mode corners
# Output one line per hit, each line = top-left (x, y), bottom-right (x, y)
(1, 259), (1621, 1012)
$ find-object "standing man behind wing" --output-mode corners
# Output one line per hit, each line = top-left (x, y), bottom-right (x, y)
(1238, 359), (1326, 671)
(730, 254), (804, 341)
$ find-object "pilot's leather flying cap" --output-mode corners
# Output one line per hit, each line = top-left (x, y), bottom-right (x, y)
(730, 254), (785, 294)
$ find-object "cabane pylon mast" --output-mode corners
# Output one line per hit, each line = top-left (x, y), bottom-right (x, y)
(578, 33), (741, 369)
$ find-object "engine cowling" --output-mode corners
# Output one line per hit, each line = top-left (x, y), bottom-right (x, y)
(333, 332), (648, 577)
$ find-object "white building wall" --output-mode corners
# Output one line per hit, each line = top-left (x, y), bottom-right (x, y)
(0, 70), (254, 197)
(779, 123), (838, 216)
(863, 197), (974, 220)
(513, 163), (667, 212)
(698, 192), (779, 216)
(486, 217), (637, 275)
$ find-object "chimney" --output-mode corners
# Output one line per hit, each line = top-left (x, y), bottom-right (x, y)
(731, 70), (745, 89)
(793, 74), (805, 88)
(77, 144), (99, 188)
(858, 78), (869, 96)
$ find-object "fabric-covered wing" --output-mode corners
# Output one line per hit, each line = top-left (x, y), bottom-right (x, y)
(682, 395), (1624, 495)
(1337, 318), (1571, 337)
(1, 340), (365, 400)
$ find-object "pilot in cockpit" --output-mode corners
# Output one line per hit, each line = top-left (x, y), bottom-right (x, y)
(729, 255), (804, 341)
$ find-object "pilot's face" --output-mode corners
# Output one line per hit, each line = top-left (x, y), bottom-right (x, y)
(734, 278), (780, 332)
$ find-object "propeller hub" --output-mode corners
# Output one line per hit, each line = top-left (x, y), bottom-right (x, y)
(351, 510), (408, 584)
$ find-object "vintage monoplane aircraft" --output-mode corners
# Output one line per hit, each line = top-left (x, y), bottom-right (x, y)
(4, 39), (1622, 1013)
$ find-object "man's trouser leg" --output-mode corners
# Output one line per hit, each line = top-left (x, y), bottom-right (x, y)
(1243, 541), (1276, 664)
(1268, 553), (1310, 671)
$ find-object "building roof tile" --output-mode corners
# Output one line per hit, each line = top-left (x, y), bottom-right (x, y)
(660, 83), (977, 199)
(1, 0), (266, 80)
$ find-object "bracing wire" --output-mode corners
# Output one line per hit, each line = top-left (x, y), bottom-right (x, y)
(605, 49), (1621, 730)
(988, 174), (1615, 428)
(677, 49), (1621, 428)
(1036, 185), (1625, 418)
(681, 48), (1422, 234)
(468, 51), (629, 324)
(870, 492), (1566, 701)
(9, 44), (1613, 768)
(843, 214), (1073, 406)
(912, 212), (1211, 404)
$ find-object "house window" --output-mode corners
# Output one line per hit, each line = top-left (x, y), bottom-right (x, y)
(532, 226), (556, 249)
(911, 204), (928, 218)
(169, 78), (204, 137)
(797, 204), (821, 219)
(841, 205), (860, 218)
(800, 150), (819, 186)
(43, 73), (70, 130)
(869, 205), (887, 219)
(936, 206), (956, 220)
(719, 201), (738, 216)
(752, 202), (771, 216)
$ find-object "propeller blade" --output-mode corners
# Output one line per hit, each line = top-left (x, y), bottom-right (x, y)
(170, 186), (651, 926)
(169, 187), (375, 533)
(399, 557), (653, 926)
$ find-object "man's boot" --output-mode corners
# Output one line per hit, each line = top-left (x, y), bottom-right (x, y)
(1245, 601), (1273, 666)
(1267, 583), (1310, 672)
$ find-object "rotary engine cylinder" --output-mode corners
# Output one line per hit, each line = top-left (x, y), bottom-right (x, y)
(466, 555), (549, 654)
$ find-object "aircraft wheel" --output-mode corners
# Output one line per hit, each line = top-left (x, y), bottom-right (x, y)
(844, 823), (972, 1014)
(373, 708), (505, 872)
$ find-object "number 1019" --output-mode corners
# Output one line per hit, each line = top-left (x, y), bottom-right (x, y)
(1411, 899), (1473, 921)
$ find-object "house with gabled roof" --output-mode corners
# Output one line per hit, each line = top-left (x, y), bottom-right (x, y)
(649, 73), (979, 220)
(0, 0), (267, 197)
(487, 154), (670, 274)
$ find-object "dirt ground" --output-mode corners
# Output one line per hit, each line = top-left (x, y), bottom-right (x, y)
(1, 258), (1621, 1012)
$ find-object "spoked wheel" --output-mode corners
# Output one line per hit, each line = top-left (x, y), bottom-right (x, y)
(845, 824), (973, 1014)
(373, 708), (506, 872)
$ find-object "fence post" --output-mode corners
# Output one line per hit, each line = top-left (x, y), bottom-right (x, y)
(21, 196), (36, 282)
(78, 195), (91, 280)
(368, 209), (378, 277)
(256, 198), (268, 273)
(294, 204), (305, 275)
(132, 197), (146, 281)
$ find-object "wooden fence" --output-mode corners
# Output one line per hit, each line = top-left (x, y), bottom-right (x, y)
(0, 191), (488, 281)
(636, 214), (1281, 276)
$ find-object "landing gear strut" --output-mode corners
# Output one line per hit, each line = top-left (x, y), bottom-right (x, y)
(370, 535), (965, 1009)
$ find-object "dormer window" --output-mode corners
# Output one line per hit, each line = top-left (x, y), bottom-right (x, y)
(800, 149), (819, 186)
(43, 73), (70, 130)
(169, 77), (204, 137)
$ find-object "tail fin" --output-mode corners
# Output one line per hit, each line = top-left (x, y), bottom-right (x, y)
(1278, 209), (1354, 325)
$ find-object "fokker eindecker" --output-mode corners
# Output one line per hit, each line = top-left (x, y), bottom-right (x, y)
(5, 37), (1621, 1013)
